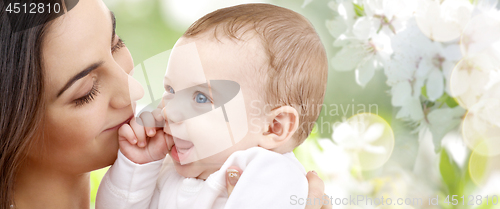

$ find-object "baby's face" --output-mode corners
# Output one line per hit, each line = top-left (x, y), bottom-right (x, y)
(161, 35), (269, 179)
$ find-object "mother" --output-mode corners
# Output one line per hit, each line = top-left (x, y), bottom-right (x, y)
(0, 0), (328, 208)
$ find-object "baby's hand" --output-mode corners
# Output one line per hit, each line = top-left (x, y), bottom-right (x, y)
(118, 109), (169, 164)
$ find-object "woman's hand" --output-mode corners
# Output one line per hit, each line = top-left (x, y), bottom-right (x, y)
(225, 168), (332, 209)
(304, 171), (332, 209)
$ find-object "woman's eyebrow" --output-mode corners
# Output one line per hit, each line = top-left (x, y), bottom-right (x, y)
(57, 61), (104, 98)
(56, 12), (115, 98)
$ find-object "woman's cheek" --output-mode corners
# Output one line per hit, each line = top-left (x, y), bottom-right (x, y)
(46, 101), (105, 151)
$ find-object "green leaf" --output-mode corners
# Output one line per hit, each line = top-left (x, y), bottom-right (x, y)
(460, 152), (476, 197)
(439, 148), (461, 194)
(421, 86), (459, 109)
(421, 86), (428, 99)
(436, 92), (459, 108)
(445, 97), (459, 108)
(353, 3), (365, 17)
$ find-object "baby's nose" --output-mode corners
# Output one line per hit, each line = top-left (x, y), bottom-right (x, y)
(162, 106), (184, 124)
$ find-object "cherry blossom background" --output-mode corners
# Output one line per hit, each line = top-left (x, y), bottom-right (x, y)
(294, 0), (500, 208)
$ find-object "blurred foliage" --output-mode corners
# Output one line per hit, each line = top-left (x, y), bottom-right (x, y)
(90, 167), (108, 208)
(439, 148), (474, 200)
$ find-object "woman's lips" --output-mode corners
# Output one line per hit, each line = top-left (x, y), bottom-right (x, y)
(104, 115), (133, 132)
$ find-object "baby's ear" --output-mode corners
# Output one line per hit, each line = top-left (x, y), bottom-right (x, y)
(259, 106), (299, 150)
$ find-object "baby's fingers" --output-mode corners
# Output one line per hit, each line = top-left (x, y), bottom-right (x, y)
(139, 111), (156, 137)
(152, 108), (164, 124)
(130, 117), (147, 148)
(118, 124), (137, 145)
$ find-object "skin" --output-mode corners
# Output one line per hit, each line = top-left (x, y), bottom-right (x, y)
(10, 0), (328, 208)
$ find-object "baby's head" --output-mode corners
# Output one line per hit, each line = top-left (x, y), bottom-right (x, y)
(161, 3), (328, 179)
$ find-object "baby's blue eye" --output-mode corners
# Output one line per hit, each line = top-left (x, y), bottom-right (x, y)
(195, 92), (209, 103)
(166, 85), (175, 94)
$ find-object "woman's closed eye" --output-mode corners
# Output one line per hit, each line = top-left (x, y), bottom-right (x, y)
(73, 36), (123, 107)
(194, 92), (212, 104)
(74, 80), (100, 107)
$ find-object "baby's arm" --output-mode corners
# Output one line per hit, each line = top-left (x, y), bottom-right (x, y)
(96, 150), (164, 209)
(96, 109), (169, 209)
(223, 148), (309, 209)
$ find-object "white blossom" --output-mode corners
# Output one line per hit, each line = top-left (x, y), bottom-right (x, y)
(329, 0), (422, 87)
(332, 114), (394, 171)
(331, 34), (391, 87)
(415, 0), (473, 42)
(460, 11), (500, 62)
(462, 97), (500, 156)
(333, 121), (386, 154)
(322, 0), (500, 204)
(450, 58), (495, 109)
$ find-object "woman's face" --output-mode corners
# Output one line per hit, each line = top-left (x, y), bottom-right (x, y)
(35, 0), (143, 174)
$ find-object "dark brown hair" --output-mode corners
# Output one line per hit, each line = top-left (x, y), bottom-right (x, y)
(184, 3), (328, 144)
(0, 1), (57, 208)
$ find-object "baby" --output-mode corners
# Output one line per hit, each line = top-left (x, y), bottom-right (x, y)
(97, 3), (328, 209)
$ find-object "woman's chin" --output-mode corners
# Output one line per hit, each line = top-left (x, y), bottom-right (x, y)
(92, 135), (120, 168)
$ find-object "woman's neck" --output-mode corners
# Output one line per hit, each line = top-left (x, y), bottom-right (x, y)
(14, 159), (90, 209)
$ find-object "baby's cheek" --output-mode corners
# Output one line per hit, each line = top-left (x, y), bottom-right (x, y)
(183, 111), (233, 162)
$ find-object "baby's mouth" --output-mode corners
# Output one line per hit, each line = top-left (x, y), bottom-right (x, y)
(171, 137), (194, 163)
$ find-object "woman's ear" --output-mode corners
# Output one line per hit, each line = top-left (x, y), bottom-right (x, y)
(260, 106), (299, 150)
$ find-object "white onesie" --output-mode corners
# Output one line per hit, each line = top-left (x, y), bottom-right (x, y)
(96, 147), (308, 209)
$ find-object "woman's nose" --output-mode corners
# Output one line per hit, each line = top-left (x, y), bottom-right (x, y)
(128, 74), (144, 103)
(110, 68), (144, 109)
